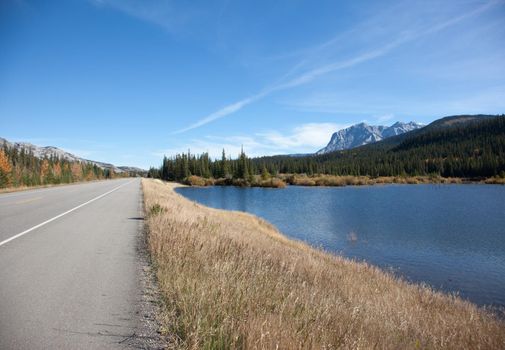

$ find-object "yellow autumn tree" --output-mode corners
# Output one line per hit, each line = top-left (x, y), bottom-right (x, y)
(53, 162), (61, 179)
(0, 149), (12, 187)
(85, 165), (95, 181)
(40, 159), (50, 184)
(71, 162), (82, 181)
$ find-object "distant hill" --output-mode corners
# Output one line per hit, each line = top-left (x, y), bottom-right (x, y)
(253, 114), (505, 178)
(117, 166), (148, 174)
(0, 137), (145, 175)
(0, 137), (147, 188)
(426, 114), (497, 129)
(316, 121), (423, 154)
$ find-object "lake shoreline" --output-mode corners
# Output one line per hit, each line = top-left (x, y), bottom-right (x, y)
(143, 178), (505, 348)
(180, 173), (505, 188)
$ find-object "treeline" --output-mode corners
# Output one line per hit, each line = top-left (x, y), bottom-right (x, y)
(254, 116), (505, 178)
(0, 144), (119, 188)
(148, 149), (260, 182)
(149, 116), (505, 183)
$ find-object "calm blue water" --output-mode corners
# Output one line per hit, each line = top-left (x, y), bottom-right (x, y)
(176, 185), (505, 308)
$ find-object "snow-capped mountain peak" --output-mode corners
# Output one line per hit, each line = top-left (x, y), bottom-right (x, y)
(316, 121), (423, 154)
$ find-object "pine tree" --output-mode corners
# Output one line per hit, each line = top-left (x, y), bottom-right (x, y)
(261, 164), (270, 180)
(220, 149), (230, 178)
(235, 146), (249, 179)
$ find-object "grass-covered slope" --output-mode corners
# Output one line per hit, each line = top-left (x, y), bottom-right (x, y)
(142, 179), (505, 349)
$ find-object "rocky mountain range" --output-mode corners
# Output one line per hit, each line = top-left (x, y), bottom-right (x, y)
(0, 137), (145, 174)
(316, 121), (423, 154)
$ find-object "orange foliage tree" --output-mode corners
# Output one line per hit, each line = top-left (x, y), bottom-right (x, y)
(53, 162), (62, 178)
(71, 162), (82, 181)
(40, 159), (50, 184)
(0, 149), (12, 187)
(85, 167), (95, 181)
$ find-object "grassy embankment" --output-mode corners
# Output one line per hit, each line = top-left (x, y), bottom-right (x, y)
(142, 178), (505, 349)
(182, 173), (505, 188)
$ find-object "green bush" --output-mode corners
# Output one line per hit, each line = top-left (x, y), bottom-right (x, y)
(149, 203), (165, 216)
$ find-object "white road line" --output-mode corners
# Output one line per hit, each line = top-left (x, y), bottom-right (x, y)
(0, 179), (136, 248)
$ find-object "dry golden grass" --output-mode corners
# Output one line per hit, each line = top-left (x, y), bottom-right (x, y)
(186, 175), (287, 188)
(185, 175), (216, 187)
(174, 174), (497, 190)
(283, 174), (466, 187)
(256, 177), (287, 188)
(142, 179), (505, 349)
(484, 177), (505, 185)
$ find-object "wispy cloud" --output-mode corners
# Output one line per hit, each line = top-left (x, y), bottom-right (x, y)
(160, 122), (348, 158)
(256, 123), (348, 150)
(173, 91), (268, 134)
(173, 40), (403, 134)
(281, 91), (396, 115)
(174, 1), (499, 133)
(375, 114), (395, 123)
(286, 84), (505, 119)
(90, 0), (193, 33)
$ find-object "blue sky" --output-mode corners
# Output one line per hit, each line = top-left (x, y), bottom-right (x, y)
(1, 0), (504, 168)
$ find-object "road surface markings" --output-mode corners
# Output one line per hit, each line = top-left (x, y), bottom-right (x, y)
(0, 180), (135, 248)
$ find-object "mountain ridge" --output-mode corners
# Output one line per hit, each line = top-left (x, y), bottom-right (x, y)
(316, 121), (423, 154)
(0, 137), (145, 174)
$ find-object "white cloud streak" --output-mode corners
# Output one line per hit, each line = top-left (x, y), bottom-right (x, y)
(161, 122), (349, 158)
(288, 85), (505, 119)
(256, 123), (348, 150)
(173, 91), (268, 134)
(376, 114), (395, 123)
(90, 0), (184, 32)
(173, 40), (402, 134)
(174, 1), (498, 134)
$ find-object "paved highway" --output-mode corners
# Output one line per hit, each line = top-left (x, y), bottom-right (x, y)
(0, 178), (155, 349)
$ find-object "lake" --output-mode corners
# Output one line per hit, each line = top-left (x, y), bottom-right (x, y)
(176, 184), (505, 308)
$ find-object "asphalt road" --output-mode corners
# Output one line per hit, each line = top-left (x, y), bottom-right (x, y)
(0, 178), (153, 349)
